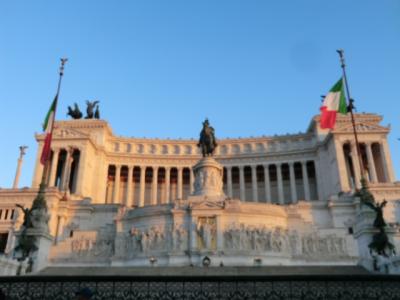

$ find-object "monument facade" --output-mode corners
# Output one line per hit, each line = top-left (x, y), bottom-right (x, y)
(0, 113), (399, 273)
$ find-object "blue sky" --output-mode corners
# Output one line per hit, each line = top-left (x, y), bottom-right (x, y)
(0, 1), (399, 188)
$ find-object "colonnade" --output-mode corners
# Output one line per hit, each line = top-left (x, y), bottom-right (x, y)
(105, 166), (194, 207)
(105, 160), (318, 207)
(224, 161), (317, 204)
(342, 141), (391, 189)
(47, 147), (82, 194)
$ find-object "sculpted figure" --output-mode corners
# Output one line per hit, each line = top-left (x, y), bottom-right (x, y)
(94, 105), (100, 119)
(197, 218), (215, 249)
(231, 224), (240, 250)
(198, 119), (217, 157)
(131, 228), (143, 253)
(67, 103), (83, 119)
(289, 230), (300, 255)
(142, 230), (149, 253)
(173, 224), (187, 251)
(364, 200), (388, 229)
(15, 204), (33, 230)
(85, 100), (100, 119)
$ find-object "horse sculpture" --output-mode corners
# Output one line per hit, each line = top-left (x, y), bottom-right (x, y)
(198, 119), (217, 157)
(67, 103), (83, 119)
(86, 100), (99, 119)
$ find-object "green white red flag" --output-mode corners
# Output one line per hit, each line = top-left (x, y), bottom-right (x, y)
(40, 95), (58, 165)
(320, 78), (348, 129)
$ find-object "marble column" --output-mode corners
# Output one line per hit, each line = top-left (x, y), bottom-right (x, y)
(350, 143), (361, 189)
(276, 163), (284, 204)
(380, 141), (395, 182)
(239, 166), (245, 201)
(151, 166), (158, 205)
(301, 161), (311, 201)
(365, 142), (377, 183)
(165, 167), (171, 203)
(334, 140), (350, 192)
(48, 148), (60, 188)
(139, 166), (146, 207)
(226, 166), (233, 198)
(251, 165), (258, 202)
(32, 143), (44, 188)
(289, 162), (297, 203)
(113, 165), (121, 204)
(126, 165), (134, 207)
(190, 168), (195, 194)
(263, 164), (271, 203)
(177, 167), (183, 200)
(61, 148), (74, 191)
(75, 148), (86, 195)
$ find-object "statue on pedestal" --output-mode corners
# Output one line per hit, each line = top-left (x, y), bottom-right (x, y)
(364, 199), (395, 256)
(198, 119), (217, 157)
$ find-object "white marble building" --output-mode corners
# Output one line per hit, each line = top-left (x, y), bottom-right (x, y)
(1, 113), (400, 273)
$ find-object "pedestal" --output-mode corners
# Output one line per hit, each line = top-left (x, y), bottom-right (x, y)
(14, 228), (53, 273)
(192, 157), (225, 199)
(354, 203), (398, 273)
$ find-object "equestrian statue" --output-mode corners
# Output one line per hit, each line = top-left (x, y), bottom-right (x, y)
(198, 119), (217, 157)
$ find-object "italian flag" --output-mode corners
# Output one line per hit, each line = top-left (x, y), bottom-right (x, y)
(40, 95), (58, 165)
(320, 78), (348, 129)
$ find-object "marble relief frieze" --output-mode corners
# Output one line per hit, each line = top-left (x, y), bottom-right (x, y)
(51, 222), (350, 263)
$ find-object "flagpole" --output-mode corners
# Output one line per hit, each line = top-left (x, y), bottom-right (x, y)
(39, 58), (68, 189)
(336, 49), (365, 184)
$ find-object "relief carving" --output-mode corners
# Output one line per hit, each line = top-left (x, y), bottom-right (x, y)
(223, 223), (348, 258)
(196, 217), (217, 250)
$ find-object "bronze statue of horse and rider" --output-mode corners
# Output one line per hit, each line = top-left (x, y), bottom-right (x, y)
(198, 119), (217, 157)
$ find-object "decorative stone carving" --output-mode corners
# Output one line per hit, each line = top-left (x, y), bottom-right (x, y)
(192, 157), (224, 198)
(172, 224), (188, 251)
(196, 217), (217, 250)
(223, 224), (348, 258)
(68, 229), (115, 261)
